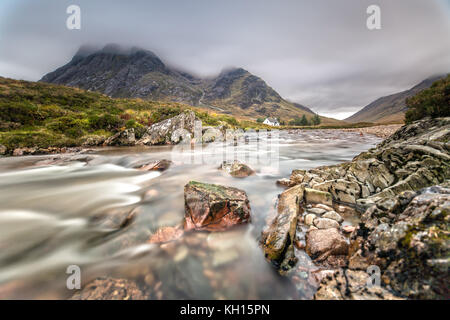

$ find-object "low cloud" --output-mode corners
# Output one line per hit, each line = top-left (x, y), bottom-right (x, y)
(0, 0), (449, 119)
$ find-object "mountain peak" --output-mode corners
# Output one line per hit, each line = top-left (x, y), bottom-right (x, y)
(40, 44), (328, 121)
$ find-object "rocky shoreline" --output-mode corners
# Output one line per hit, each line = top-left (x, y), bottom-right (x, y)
(0, 109), (401, 158)
(333, 124), (403, 139)
(265, 117), (449, 299)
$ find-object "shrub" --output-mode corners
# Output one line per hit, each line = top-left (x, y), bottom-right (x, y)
(405, 75), (450, 123)
(150, 106), (182, 124)
(47, 116), (87, 138)
(88, 114), (124, 131)
(0, 101), (39, 125)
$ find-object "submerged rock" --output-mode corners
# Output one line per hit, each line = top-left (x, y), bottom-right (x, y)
(137, 159), (172, 171)
(183, 181), (251, 232)
(219, 160), (255, 178)
(137, 110), (197, 145)
(148, 226), (184, 244)
(70, 277), (149, 300)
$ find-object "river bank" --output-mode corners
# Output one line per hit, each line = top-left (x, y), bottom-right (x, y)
(262, 117), (449, 299)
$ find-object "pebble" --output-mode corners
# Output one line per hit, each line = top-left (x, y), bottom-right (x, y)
(304, 213), (317, 226)
(144, 273), (155, 286)
(314, 204), (334, 211)
(342, 225), (356, 233)
(322, 211), (343, 223)
(145, 189), (159, 199)
(173, 245), (189, 262)
(313, 217), (340, 229)
(308, 208), (327, 215)
(212, 249), (239, 267)
(299, 271), (309, 280)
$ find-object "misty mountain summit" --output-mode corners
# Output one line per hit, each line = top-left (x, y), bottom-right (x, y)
(41, 44), (321, 121)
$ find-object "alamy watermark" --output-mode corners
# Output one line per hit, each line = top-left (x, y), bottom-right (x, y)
(367, 5), (381, 30)
(66, 5), (81, 30)
(168, 121), (280, 170)
(66, 265), (81, 290)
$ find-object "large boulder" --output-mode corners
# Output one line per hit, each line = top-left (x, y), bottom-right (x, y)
(261, 185), (304, 270)
(137, 110), (197, 145)
(219, 160), (255, 178)
(183, 181), (251, 232)
(103, 128), (136, 146)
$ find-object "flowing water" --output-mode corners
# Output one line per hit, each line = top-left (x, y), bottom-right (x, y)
(0, 130), (381, 299)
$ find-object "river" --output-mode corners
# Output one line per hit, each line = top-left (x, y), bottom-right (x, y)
(0, 129), (380, 299)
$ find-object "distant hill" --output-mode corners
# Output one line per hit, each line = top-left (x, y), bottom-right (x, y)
(345, 74), (448, 124)
(41, 44), (341, 125)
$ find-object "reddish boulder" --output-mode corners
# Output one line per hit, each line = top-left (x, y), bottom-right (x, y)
(148, 226), (184, 244)
(183, 181), (251, 231)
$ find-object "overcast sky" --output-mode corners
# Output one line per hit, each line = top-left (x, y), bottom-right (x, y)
(0, 0), (449, 119)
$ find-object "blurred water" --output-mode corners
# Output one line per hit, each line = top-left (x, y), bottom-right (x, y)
(0, 130), (380, 299)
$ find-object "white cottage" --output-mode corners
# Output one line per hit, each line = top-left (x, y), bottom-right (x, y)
(263, 117), (280, 126)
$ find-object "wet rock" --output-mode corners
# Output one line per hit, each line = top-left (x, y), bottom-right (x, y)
(219, 160), (255, 178)
(290, 169), (306, 185)
(261, 185), (304, 266)
(313, 217), (340, 229)
(0, 144), (6, 155)
(314, 269), (402, 300)
(103, 128), (136, 146)
(348, 183), (450, 299)
(314, 204), (334, 211)
(212, 248), (239, 267)
(90, 207), (136, 229)
(308, 208), (326, 215)
(276, 178), (292, 188)
(304, 188), (333, 206)
(304, 213), (316, 226)
(148, 226), (184, 244)
(306, 228), (349, 261)
(12, 147), (36, 156)
(82, 135), (106, 146)
(137, 110), (197, 145)
(330, 179), (360, 204)
(70, 277), (149, 300)
(322, 211), (343, 223)
(342, 225), (356, 233)
(137, 159), (172, 171)
(183, 181), (251, 232)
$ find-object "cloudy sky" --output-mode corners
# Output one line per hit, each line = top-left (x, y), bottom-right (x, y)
(0, 0), (449, 119)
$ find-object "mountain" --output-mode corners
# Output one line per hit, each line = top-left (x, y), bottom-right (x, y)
(345, 74), (448, 124)
(41, 44), (340, 124)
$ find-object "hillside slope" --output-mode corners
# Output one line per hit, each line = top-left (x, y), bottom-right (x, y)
(0, 77), (275, 154)
(345, 74), (447, 124)
(41, 44), (340, 124)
